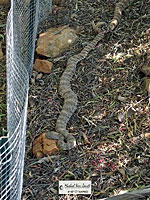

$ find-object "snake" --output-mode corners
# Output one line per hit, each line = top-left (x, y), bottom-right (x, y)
(45, 0), (134, 150)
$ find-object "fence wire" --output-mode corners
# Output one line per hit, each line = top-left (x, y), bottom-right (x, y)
(0, 0), (52, 199)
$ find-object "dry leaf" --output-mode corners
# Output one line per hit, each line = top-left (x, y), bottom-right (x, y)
(0, 0), (9, 5)
(118, 95), (127, 102)
(140, 64), (150, 76)
(82, 132), (90, 144)
(144, 133), (150, 138)
(0, 41), (3, 58)
(118, 108), (136, 122)
(117, 167), (126, 180)
(141, 77), (150, 94)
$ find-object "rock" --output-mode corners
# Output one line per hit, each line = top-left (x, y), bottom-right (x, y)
(33, 133), (59, 158)
(42, 134), (59, 156)
(34, 59), (53, 73)
(36, 26), (78, 58)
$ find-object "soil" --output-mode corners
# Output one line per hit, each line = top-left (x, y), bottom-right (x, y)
(1, 0), (150, 199)
(23, 0), (150, 199)
(0, 4), (8, 135)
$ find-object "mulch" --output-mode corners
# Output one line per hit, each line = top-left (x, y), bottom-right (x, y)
(0, 3), (8, 135)
(10, 0), (150, 199)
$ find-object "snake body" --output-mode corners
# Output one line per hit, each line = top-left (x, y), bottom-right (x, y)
(46, 0), (134, 150)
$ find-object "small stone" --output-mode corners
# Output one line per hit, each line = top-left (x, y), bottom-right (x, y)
(36, 26), (78, 58)
(33, 133), (45, 158)
(33, 133), (59, 158)
(34, 59), (53, 73)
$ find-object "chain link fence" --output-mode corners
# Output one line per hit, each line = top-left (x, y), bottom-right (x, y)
(0, 0), (52, 199)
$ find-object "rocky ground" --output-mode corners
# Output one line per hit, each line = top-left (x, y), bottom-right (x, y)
(1, 0), (150, 199)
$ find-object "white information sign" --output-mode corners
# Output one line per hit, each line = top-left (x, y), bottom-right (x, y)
(59, 180), (91, 194)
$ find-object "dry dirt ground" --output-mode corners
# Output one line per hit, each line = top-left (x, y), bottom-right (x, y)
(24, 0), (150, 199)
(0, 3), (7, 135)
(1, 0), (150, 199)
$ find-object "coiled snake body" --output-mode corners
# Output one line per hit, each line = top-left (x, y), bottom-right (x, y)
(46, 0), (133, 150)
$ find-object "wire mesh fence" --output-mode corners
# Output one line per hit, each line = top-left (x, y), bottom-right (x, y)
(0, 0), (52, 199)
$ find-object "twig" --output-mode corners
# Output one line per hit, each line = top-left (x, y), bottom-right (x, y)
(54, 25), (69, 35)
(82, 116), (97, 127)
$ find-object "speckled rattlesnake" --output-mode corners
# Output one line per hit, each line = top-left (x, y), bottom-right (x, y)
(46, 0), (133, 150)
